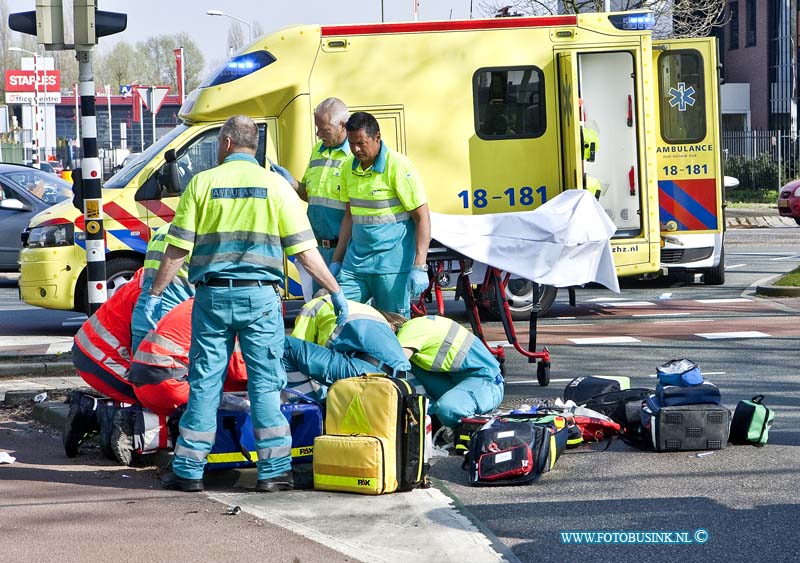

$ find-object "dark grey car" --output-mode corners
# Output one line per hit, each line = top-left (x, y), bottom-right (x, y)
(0, 164), (72, 272)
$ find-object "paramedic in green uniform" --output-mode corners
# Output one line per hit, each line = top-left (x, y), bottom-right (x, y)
(144, 115), (347, 493)
(384, 313), (504, 428)
(291, 98), (350, 292)
(332, 111), (431, 317)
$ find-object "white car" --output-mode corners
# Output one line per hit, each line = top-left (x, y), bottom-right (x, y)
(658, 176), (738, 285)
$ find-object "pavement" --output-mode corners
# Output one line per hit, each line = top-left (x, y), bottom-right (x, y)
(0, 204), (796, 561)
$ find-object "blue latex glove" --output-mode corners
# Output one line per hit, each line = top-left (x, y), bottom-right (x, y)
(330, 290), (348, 325)
(142, 294), (163, 330)
(329, 261), (342, 278)
(270, 163), (296, 186)
(408, 267), (429, 298)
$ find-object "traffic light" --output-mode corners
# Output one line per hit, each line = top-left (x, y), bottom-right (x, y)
(74, 0), (127, 47)
(8, 0), (65, 48)
(8, 0), (126, 48)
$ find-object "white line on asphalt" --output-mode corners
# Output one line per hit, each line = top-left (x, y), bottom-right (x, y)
(46, 342), (73, 355)
(554, 316), (577, 320)
(725, 263), (746, 270)
(658, 293), (672, 300)
(646, 371), (727, 378)
(632, 312), (691, 317)
(568, 336), (641, 344)
(695, 331), (771, 339)
(770, 254), (800, 261)
(596, 301), (654, 307)
(694, 298), (752, 303)
(586, 297), (629, 302)
(653, 318), (715, 324)
(506, 378), (573, 385)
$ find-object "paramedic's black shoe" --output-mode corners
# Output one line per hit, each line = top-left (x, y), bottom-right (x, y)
(255, 470), (294, 492)
(62, 393), (99, 458)
(161, 471), (204, 492)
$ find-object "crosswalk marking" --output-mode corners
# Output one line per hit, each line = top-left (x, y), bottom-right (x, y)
(695, 331), (770, 339)
(568, 336), (641, 345)
(596, 301), (653, 307)
(694, 298), (752, 304)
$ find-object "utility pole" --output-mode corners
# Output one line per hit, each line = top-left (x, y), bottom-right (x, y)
(10, 0), (127, 314)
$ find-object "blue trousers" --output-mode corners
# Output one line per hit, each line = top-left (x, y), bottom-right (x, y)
(173, 285), (290, 480)
(410, 341), (504, 427)
(338, 270), (410, 317)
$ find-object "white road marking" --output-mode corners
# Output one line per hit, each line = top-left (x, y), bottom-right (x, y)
(770, 254), (800, 261)
(587, 297), (629, 302)
(725, 263), (746, 270)
(597, 301), (654, 307)
(632, 312), (691, 318)
(568, 336), (641, 344)
(695, 331), (770, 339)
(46, 342), (73, 355)
(653, 318), (715, 324)
(694, 298), (752, 303)
(554, 316), (576, 320)
(658, 293), (672, 300)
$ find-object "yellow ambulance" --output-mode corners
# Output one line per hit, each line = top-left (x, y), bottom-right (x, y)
(19, 11), (723, 316)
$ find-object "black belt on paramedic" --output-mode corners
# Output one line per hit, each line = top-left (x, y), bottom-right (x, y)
(198, 279), (278, 288)
(354, 352), (407, 379)
(318, 237), (338, 249)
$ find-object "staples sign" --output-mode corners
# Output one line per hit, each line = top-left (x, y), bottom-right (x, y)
(5, 69), (61, 92)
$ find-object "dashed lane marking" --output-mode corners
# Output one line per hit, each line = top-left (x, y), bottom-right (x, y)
(567, 336), (641, 345)
(726, 263), (746, 270)
(694, 298), (752, 304)
(596, 301), (654, 307)
(695, 331), (771, 339)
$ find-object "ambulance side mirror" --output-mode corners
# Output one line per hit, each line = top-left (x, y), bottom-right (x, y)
(158, 149), (182, 195)
(72, 168), (84, 211)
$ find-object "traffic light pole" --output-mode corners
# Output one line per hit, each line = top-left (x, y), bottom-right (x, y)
(76, 47), (107, 314)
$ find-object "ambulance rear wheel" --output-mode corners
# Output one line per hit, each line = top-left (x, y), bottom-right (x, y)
(481, 278), (557, 320)
(75, 256), (143, 315)
(537, 361), (551, 387)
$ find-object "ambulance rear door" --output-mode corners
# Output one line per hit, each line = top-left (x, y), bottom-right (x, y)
(653, 39), (723, 236)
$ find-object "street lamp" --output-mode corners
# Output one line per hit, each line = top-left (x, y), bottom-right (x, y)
(9, 46), (48, 163)
(206, 9), (253, 42)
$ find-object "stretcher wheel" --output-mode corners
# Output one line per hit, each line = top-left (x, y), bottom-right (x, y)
(537, 361), (550, 387)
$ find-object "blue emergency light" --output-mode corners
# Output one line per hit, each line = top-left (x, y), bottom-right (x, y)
(201, 51), (277, 88)
(608, 12), (655, 31)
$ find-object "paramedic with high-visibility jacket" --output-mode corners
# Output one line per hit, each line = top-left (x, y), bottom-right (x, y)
(144, 115), (348, 493)
(284, 294), (419, 390)
(279, 98), (350, 295)
(130, 222), (195, 352)
(332, 111), (431, 317)
(383, 313), (504, 428)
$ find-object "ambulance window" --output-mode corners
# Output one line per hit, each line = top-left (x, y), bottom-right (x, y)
(173, 124), (267, 192)
(658, 50), (706, 144)
(473, 66), (545, 140)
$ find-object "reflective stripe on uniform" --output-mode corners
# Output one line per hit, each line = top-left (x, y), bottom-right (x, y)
(168, 223), (195, 245)
(308, 195), (347, 210)
(254, 424), (291, 441)
(257, 445), (292, 459)
(352, 212), (410, 224)
(195, 231), (282, 247)
(174, 443), (208, 461)
(432, 322), (461, 371)
(309, 157), (344, 169)
(192, 252), (284, 270)
(349, 197), (402, 209)
(180, 426), (216, 443)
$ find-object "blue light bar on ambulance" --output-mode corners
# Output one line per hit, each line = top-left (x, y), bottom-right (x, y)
(608, 12), (655, 31)
(200, 50), (277, 88)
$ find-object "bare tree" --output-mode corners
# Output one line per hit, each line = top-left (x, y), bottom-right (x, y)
(479, 0), (727, 38)
(252, 21), (265, 40)
(227, 22), (246, 54)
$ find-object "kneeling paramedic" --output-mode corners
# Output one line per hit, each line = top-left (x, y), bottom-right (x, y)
(284, 295), (424, 393)
(383, 313), (504, 428)
(145, 115), (347, 493)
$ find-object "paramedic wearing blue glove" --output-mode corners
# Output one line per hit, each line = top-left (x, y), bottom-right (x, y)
(147, 115), (346, 493)
(383, 313), (504, 428)
(131, 222), (195, 351)
(331, 111), (431, 317)
(283, 97), (350, 293)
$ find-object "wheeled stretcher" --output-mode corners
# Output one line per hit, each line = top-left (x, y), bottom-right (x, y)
(412, 242), (551, 386)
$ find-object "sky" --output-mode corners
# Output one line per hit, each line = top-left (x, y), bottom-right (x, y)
(96, 0), (483, 71)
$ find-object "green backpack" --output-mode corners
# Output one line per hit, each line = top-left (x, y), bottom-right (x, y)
(729, 395), (774, 446)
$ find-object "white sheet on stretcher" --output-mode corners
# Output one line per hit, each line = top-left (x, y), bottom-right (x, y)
(431, 190), (621, 293)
